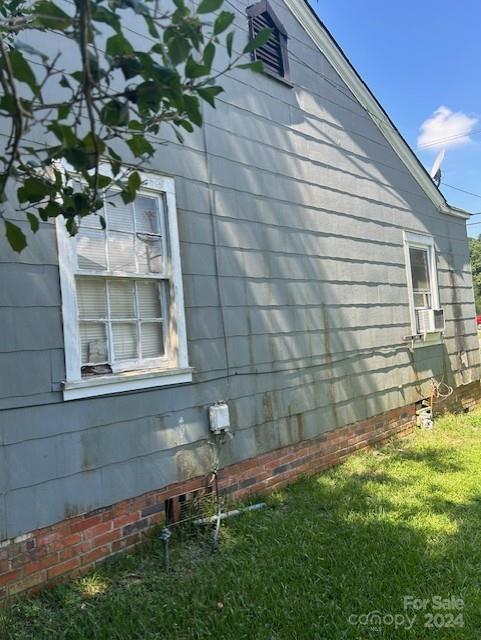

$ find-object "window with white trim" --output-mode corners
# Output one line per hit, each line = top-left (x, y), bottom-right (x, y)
(57, 173), (191, 400)
(403, 232), (443, 337)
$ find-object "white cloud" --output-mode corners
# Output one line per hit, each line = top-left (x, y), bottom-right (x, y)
(417, 106), (478, 150)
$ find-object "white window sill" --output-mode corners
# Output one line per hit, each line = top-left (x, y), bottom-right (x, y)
(62, 367), (193, 400)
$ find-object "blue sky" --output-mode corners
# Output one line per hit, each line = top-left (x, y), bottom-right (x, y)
(311, 0), (481, 236)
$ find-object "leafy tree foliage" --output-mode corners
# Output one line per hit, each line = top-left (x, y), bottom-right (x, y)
(0, 0), (270, 251)
(469, 236), (481, 314)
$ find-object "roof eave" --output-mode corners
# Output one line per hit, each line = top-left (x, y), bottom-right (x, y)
(448, 205), (471, 219)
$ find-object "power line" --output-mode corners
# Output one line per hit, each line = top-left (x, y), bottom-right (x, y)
(442, 182), (481, 201)
(416, 129), (481, 150)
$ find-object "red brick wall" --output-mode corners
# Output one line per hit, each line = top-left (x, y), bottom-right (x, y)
(1, 380), (480, 600)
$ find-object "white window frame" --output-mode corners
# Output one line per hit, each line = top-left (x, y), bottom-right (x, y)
(57, 171), (192, 400)
(403, 231), (441, 338)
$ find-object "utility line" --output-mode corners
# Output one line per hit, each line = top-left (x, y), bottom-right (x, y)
(416, 129), (481, 150)
(442, 182), (481, 201)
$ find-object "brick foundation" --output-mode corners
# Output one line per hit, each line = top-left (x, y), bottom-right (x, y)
(1, 380), (480, 600)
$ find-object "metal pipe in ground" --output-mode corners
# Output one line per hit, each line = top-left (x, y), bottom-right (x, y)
(194, 502), (267, 526)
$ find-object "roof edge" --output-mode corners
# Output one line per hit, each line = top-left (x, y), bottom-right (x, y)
(286, 0), (464, 219)
(448, 205), (470, 219)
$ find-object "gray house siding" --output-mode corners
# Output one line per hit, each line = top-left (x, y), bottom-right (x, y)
(0, 0), (479, 540)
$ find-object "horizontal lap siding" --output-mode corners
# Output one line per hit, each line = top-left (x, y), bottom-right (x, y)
(0, 0), (479, 539)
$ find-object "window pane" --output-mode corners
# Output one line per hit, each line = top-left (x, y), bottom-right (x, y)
(410, 248), (431, 291)
(108, 280), (135, 318)
(112, 322), (137, 361)
(135, 196), (163, 274)
(136, 237), (163, 274)
(77, 278), (106, 319)
(81, 213), (103, 230)
(108, 232), (136, 272)
(135, 196), (160, 234)
(141, 322), (164, 358)
(137, 281), (162, 318)
(413, 292), (432, 309)
(105, 198), (134, 232)
(77, 229), (107, 271)
(80, 322), (108, 364)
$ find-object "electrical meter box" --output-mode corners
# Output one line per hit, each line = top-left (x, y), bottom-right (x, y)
(209, 403), (230, 434)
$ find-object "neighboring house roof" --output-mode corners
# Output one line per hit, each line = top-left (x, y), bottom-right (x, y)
(284, 0), (469, 220)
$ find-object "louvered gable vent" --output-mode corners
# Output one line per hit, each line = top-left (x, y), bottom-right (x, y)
(247, 1), (289, 80)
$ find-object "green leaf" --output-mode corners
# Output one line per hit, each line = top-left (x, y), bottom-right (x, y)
(134, 81), (163, 113)
(5, 220), (27, 253)
(226, 31), (234, 57)
(17, 176), (52, 204)
(237, 60), (264, 73)
(197, 0), (223, 14)
(14, 40), (48, 62)
(243, 28), (272, 54)
(9, 49), (38, 93)
(27, 212), (39, 233)
(100, 100), (130, 127)
(85, 173), (111, 190)
(48, 121), (77, 146)
(108, 146), (122, 176)
(38, 208), (49, 222)
(91, 5), (121, 31)
(70, 70), (83, 83)
(106, 33), (134, 57)
(57, 103), (70, 120)
(98, 174), (112, 189)
(197, 85), (223, 107)
(177, 119), (194, 133)
(126, 136), (155, 157)
(214, 11), (234, 35)
(82, 131), (106, 156)
(121, 190), (135, 205)
(119, 56), (142, 80)
(173, 127), (185, 144)
(65, 216), (78, 236)
(143, 14), (159, 39)
(41, 201), (61, 219)
(34, 0), (71, 29)
(0, 94), (17, 115)
(183, 95), (202, 126)
(59, 75), (71, 89)
(128, 171), (141, 191)
(185, 56), (208, 79)
(166, 36), (190, 65)
(64, 147), (95, 171)
(203, 42), (215, 71)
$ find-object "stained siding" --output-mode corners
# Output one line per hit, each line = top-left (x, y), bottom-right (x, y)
(0, 0), (479, 539)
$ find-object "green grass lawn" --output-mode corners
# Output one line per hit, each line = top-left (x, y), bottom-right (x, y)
(3, 409), (481, 639)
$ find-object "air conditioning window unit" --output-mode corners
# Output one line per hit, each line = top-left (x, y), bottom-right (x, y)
(415, 308), (445, 335)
